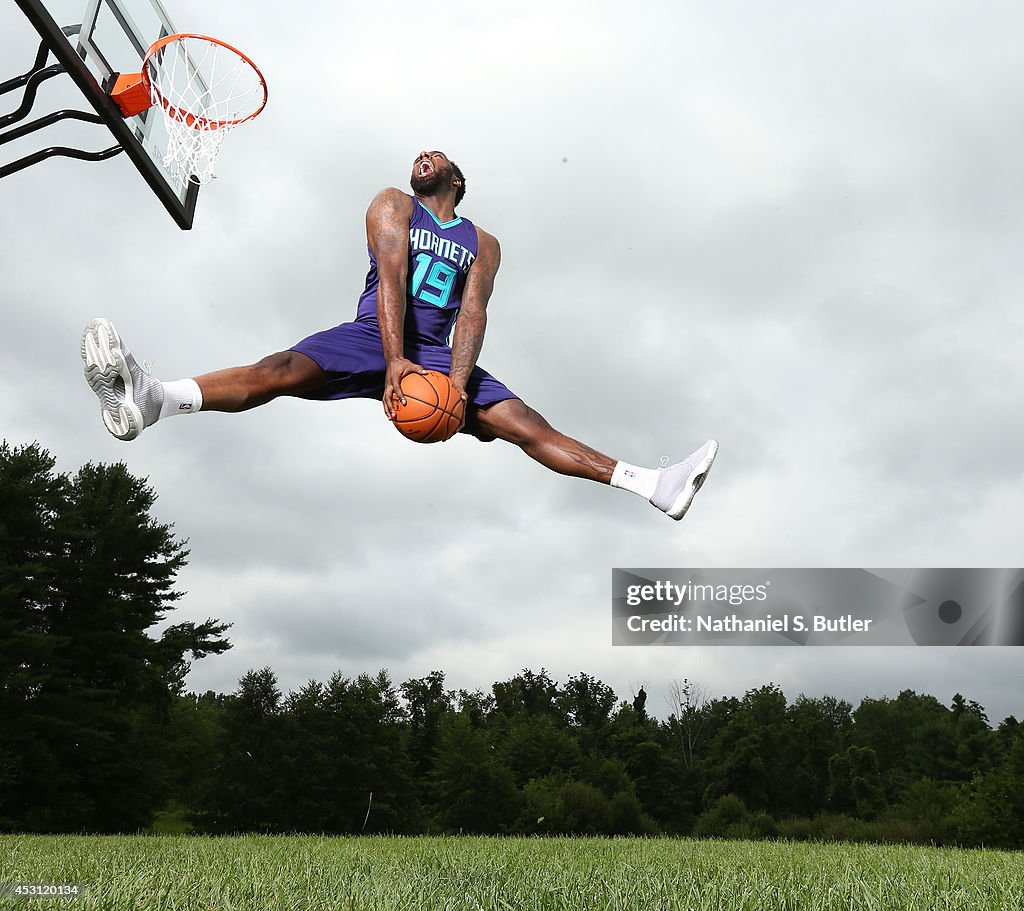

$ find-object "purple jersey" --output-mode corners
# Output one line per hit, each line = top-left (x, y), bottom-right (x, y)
(290, 193), (518, 431)
(355, 196), (479, 346)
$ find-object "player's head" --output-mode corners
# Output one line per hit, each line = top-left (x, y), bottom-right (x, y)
(411, 150), (466, 207)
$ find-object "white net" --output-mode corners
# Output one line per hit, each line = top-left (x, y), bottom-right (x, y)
(145, 35), (266, 185)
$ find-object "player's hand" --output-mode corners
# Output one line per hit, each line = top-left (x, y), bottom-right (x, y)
(450, 382), (469, 433)
(383, 358), (428, 420)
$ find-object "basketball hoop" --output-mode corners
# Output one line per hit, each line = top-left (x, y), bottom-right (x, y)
(110, 33), (267, 185)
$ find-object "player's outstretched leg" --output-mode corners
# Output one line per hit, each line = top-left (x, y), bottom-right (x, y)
(473, 398), (718, 521)
(81, 318), (326, 440)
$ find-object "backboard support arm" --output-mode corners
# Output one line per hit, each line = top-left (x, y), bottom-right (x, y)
(6, 0), (198, 228)
(0, 37), (53, 97)
(0, 64), (66, 130)
(0, 143), (123, 179)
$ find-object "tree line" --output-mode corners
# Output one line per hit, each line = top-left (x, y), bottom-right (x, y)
(158, 668), (1023, 847)
(2, 442), (1022, 845)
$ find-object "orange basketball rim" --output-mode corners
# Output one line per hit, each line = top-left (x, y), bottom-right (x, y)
(110, 33), (267, 184)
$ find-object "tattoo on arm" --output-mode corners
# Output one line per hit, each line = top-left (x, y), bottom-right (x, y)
(367, 189), (412, 362)
(450, 229), (500, 388)
(449, 307), (486, 390)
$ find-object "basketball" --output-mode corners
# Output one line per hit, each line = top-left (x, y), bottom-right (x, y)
(391, 370), (465, 444)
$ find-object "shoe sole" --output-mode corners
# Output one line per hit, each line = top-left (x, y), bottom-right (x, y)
(81, 318), (142, 441)
(667, 440), (719, 520)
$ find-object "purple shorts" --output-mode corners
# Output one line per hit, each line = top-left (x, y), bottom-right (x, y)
(290, 319), (518, 440)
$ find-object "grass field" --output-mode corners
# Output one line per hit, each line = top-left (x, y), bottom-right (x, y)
(1, 834), (1022, 911)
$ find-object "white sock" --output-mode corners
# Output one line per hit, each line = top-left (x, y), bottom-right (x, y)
(158, 378), (203, 421)
(610, 461), (660, 499)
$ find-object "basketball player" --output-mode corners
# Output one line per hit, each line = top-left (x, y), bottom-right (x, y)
(81, 150), (717, 520)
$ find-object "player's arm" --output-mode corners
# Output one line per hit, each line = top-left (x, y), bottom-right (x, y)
(449, 227), (501, 405)
(365, 187), (423, 419)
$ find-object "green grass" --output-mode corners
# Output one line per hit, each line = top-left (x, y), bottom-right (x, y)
(1, 835), (1021, 910)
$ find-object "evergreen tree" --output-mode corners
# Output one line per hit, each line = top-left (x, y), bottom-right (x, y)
(332, 670), (418, 833)
(196, 667), (286, 833)
(400, 670), (450, 778)
(0, 442), (229, 833)
(0, 443), (64, 830)
(160, 690), (227, 827)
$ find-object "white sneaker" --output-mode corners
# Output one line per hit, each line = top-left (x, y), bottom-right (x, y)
(81, 318), (163, 441)
(650, 440), (719, 520)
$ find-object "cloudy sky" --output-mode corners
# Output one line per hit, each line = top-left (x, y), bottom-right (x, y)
(3, 0), (1024, 722)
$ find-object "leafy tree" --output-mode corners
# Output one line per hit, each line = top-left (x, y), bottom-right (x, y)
(782, 694), (853, 816)
(607, 790), (659, 835)
(703, 684), (788, 812)
(492, 668), (561, 721)
(516, 773), (566, 833)
(853, 690), (956, 799)
(948, 694), (997, 781)
(497, 714), (582, 787)
(607, 701), (692, 831)
(554, 781), (610, 835)
(430, 712), (519, 833)
(955, 727), (1024, 848)
(887, 776), (957, 843)
(827, 745), (883, 817)
(454, 688), (494, 727)
(557, 673), (617, 732)
(692, 794), (751, 839)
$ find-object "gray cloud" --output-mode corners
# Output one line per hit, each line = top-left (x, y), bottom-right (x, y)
(3, 0), (1023, 724)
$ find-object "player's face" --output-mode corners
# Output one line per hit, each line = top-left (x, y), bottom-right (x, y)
(410, 150), (457, 197)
